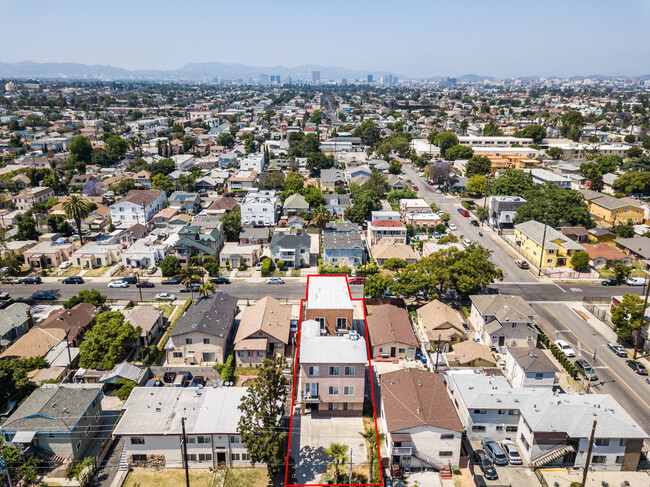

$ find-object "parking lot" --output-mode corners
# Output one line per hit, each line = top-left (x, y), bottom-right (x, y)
(469, 440), (541, 487)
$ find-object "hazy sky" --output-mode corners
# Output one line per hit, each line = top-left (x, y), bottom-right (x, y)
(1, 0), (649, 77)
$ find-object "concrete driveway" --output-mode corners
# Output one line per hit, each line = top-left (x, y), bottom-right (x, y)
(291, 413), (367, 485)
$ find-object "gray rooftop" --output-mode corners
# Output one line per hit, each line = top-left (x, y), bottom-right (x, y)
(171, 292), (238, 338)
(1, 384), (102, 433)
(0, 302), (31, 337)
(614, 237), (650, 259)
(515, 220), (584, 251)
(269, 233), (310, 249)
(470, 294), (535, 323)
(323, 231), (364, 251)
(508, 347), (556, 373)
(113, 386), (247, 436)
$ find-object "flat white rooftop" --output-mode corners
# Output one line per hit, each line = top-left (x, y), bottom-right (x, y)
(305, 275), (353, 310)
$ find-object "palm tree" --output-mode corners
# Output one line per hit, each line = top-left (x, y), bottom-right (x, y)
(62, 195), (90, 245)
(324, 442), (349, 484)
(359, 426), (385, 482)
(198, 281), (215, 299)
(311, 206), (330, 232)
(180, 265), (202, 303)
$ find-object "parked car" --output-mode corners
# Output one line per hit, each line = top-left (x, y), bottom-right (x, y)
(182, 278), (201, 285)
(62, 276), (84, 284)
(473, 450), (498, 480)
(515, 260), (529, 269)
(602, 279), (621, 286)
(266, 277), (284, 284)
(470, 220), (479, 227)
(607, 343), (628, 357)
(486, 287), (502, 295)
(179, 283), (201, 292)
(481, 439), (508, 465)
(458, 208), (470, 217)
(163, 371), (177, 383)
(500, 440), (522, 465)
(108, 280), (129, 288)
(0, 292), (10, 300)
(210, 277), (230, 284)
(32, 291), (55, 300)
(120, 276), (138, 284)
(462, 238), (473, 247)
(626, 360), (648, 375)
(155, 293), (177, 301)
(190, 376), (206, 387)
(448, 223), (457, 231)
(554, 339), (576, 357)
(21, 276), (42, 284)
(58, 261), (72, 269)
(161, 276), (182, 285)
(255, 263), (263, 271)
(626, 277), (645, 286)
(575, 359), (598, 381)
(136, 281), (155, 288)
(349, 277), (365, 285)
(412, 186), (419, 191)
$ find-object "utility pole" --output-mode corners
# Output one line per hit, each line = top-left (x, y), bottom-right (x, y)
(634, 274), (650, 359)
(481, 173), (491, 227)
(349, 448), (353, 484)
(538, 207), (549, 277)
(135, 271), (143, 303)
(65, 331), (72, 365)
(581, 420), (597, 487)
(181, 416), (190, 487)
(434, 334), (441, 373)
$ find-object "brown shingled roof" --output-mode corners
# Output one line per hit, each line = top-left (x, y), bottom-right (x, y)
(366, 304), (418, 348)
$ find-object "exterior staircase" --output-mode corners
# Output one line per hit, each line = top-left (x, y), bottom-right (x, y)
(117, 447), (129, 471)
(440, 464), (453, 480)
(412, 446), (444, 470)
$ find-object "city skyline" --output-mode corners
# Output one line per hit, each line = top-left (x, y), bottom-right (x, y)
(1, 0), (649, 78)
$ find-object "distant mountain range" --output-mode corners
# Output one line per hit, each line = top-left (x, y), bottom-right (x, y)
(0, 60), (411, 82)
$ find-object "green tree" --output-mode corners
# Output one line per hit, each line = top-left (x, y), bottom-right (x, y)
(490, 169), (535, 196)
(434, 131), (459, 158)
(283, 171), (304, 193)
(517, 124), (547, 143)
(115, 379), (136, 400)
(302, 186), (324, 208)
(580, 162), (603, 191)
(642, 137), (650, 151)
(160, 255), (181, 277)
(353, 120), (381, 147)
(151, 173), (174, 193)
(359, 426), (385, 484)
(466, 175), (487, 195)
(221, 206), (241, 240)
(611, 293), (645, 343)
(237, 357), (289, 478)
(324, 443), (349, 484)
(594, 155), (622, 174)
(514, 187), (593, 228)
(624, 134), (636, 144)
(91, 147), (115, 167)
(68, 135), (93, 164)
(612, 220), (635, 238)
(78, 311), (141, 369)
(560, 111), (585, 141)
(546, 147), (564, 160)
(46, 214), (73, 234)
(613, 262), (633, 281)
(383, 258), (406, 270)
(465, 155), (492, 178)
(388, 160), (402, 174)
(628, 146), (643, 159)
(483, 121), (503, 136)
(613, 172), (650, 196)
(216, 132), (235, 148)
(262, 171), (284, 190)
(105, 134), (128, 160)
(63, 289), (107, 309)
(364, 274), (389, 297)
(570, 250), (591, 270)
(311, 206), (330, 231)
(16, 212), (40, 240)
(309, 109), (322, 124)
(306, 152), (334, 177)
(63, 195), (91, 245)
(198, 281), (216, 298)
(445, 144), (473, 161)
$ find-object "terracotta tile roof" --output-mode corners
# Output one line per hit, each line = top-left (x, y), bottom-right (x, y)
(582, 243), (629, 261)
(369, 220), (406, 229)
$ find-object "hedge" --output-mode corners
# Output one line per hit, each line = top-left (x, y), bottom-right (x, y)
(157, 298), (192, 351)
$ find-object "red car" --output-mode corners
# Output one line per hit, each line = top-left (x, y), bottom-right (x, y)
(349, 277), (365, 285)
(136, 281), (155, 288)
(515, 260), (530, 269)
(458, 209), (470, 217)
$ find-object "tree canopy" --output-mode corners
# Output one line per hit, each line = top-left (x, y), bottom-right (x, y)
(465, 155), (492, 178)
(514, 186), (593, 228)
(434, 131), (459, 158)
(78, 311), (141, 369)
(490, 169), (535, 196)
(613, 172), (650, 196)
(516, 124), (547, 143)
(445, 144), (473, 161)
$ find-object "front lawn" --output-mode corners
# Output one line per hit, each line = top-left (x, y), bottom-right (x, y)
(215, 468), (269, 487)
(124, 469), (214, 487)
(61, 266), (81, 277)
(155, 304), (176, 319)
(84, 266), (110, 277)
(595, 264), (646, 279)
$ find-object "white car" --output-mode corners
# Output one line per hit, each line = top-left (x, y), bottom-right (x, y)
(626, 277), (645, 286)
(266, 277), (284, 284)
(501, 439), (522, 465)
(155, 293), (177, 301)
(448, 223), (457, 231)
(462, 238), (473, 247)
(255, 263), (263, 271)
(554, 339), (576, 357)
(108, 280), (129, 288)
(58, 261), (72, 269)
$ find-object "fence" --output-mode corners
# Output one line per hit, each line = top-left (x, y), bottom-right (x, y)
(583, 297), (616, 331)
(533, 469), (550, 487)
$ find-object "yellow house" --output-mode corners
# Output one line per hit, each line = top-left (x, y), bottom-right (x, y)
(514, 220), (584, 268)
(581, 190), (644, 226)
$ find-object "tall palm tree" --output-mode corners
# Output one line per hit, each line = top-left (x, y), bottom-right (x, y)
(324, 443), (349, 484)
(62, 195), (90, 245)
(311, 206), (330, 232)
(198, 281), (215, 299)
(359, 426), (385, 482)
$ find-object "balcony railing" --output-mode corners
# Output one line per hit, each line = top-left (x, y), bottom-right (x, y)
(302, 393), (320, 403)
(392, 447), (412, 456)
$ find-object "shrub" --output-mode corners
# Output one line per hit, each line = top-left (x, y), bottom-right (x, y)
(238, 264), (246, 271)
(261, 258), (273, 277)
(221, 353), (235, 383)
(203, 262), (220, 276)
(115, 379), (136, 400)
(277, 260), (286, 270)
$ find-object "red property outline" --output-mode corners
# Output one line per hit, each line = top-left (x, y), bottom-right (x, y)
(285, 274), (383, 487)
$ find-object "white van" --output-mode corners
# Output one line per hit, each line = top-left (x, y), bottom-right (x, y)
(626, 277), (645, 286)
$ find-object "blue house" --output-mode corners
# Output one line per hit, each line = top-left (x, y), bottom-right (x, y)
(322, 231), (365, 267)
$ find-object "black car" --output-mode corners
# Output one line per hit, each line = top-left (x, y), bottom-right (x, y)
(121, 276), (138, 284)
(474, 449), (498, 480)
(210, 277), (230, 284)
(162, 276), (182, 285)
(32, 291), (56, 300)
(626, 360), (648, 375)
(21, 276), (42, 284)
(136, 281), (155, 288)
(487, 288), (502, 295)
(62, 276), (84, 284)
(470, 220), (479, 227)
(602, 279), (620, 286)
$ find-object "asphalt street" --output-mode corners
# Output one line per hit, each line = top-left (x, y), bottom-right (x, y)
(533, 303), (650, 435)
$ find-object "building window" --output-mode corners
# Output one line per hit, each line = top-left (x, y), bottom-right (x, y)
(496, 425), (504, 431)
(230, 435), (241, 444)
(188, 454), (197, 462)
(508, 410), (519, 416)
(187, 436), (196, 443)
(95, 411), (100, 422)
(315, 317), (326, 333)
(473, 409), (487, 415)
(328, 402), (339, 411)
(439, 451), (453, 457)
(198, 453), (212, 462)
(592, 455), (606, 464)
(132, 454), (147, 462)
(440, 434), (455, 440)
(615, 455), (624, 464)
(185, 338), (193, 345)
(329, 386), (339, 395)
(231, 453), (240, 461)
(131, 437), (145, 445)
(471, 426), (486, 432)
(76, 440), (82, 451)
(85, 425), (91, 436)
(242, 453), (250, 461)
(498, 410), (505, 415)
(344, 386), (354, 395)
(329, 366), (340, 376)
(336, 318), (347, 330)
(398, 348), (405, 353)
(308, 366), (319, 376)
(619, 439), (627, 446)
(595, 439), (610, 447)
(344, 366), (355, 376)
(203, 338), (210, 344)
(535, 373), (544, 380)
(197, 436), (211, 444)
(173, 352), (183, 358)
(506, 426), (518, 433)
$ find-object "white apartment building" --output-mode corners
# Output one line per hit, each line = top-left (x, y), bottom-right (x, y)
(239, 152), (265, 173)
(110, 190), (167, 227)
(241, 189), (278, 227)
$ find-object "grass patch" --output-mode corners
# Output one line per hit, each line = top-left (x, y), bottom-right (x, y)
(155, 305), (176, 319)
(61, 266), (81, 277)
(157, 298), (191, 351)
(125, 469), (214, 487)
(596, 265), (646, 279)
(272, 269), (286, 277)
(83, 266), (110, 277)
(460, 306), (471, 318)
(291, 269), (301, 277)
(216, 468), (269, 487)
